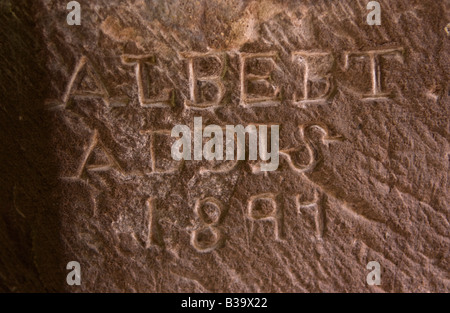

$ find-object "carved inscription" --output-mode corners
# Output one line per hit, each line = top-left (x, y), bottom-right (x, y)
(239, 52), (281, 107)
(247, 193), (284, 240)
(146, 198), (165, 248)
(51, 45), (404, 253)
(63, 129), (123, 180)
(63, 56), (110, 107)
(191, 197), (228, 253)
(296, 191), (326, 240)
(280, 124), (343, 173)
(292, 51), (335, 106)
(181, 52), (226, 109)
(122, 54), (173, 108)
(50, 47), (404, 111)
(146, 130), (184, 174)
(344, 48), (404, 99)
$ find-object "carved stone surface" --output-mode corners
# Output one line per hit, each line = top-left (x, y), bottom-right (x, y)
(0, 0), (449, 292)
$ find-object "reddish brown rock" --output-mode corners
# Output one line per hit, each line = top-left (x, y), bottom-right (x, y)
(0, 0), (449, 292)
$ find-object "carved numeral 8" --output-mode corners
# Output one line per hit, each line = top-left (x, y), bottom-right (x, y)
(190, 197), (228, 253)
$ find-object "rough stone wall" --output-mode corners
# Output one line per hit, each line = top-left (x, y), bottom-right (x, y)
(0, 0), (449, 292)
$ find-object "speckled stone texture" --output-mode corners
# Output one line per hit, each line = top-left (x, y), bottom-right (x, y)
(0, 0), (449, 292)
